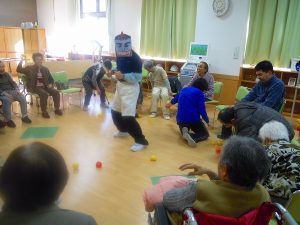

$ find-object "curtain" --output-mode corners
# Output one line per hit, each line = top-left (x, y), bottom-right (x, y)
(245, 0), (300, 67)
(140, 0), (173, 58)
(171, 0), (197, 58)
(106, 0), (114, 54)
(140, 0), (197, 59)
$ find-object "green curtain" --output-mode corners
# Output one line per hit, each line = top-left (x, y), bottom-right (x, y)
(140, 0), (173, 58)
(140, 0), (197, 59)
(245, 0), (300, 67)
(171, 0), (197, 58)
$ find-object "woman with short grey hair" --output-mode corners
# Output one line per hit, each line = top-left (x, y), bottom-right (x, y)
(259, 121), (300, 204)
(163, 136), (271, 224)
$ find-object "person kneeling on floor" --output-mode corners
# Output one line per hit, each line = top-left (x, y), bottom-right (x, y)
(166, 78), (211, 147)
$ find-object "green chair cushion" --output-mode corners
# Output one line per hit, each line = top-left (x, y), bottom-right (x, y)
(52, 71), (69, 83)
(213, 82), (223, 95)
(206, 100), (219, 105)
(216, 105), (229, 111)
(268, 219), (277, 225)
(59, 88), (81, 94)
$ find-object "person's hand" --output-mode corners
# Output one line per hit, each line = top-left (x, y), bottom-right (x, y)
(21, 54), (26, 61)
(179, 163), (210, 176)
(115, 71), (124, 80)
(106, 70), (113, 77)
(168, 90), (173, 96)
(165, 102), (172, 108)
(96, 88), (101, 95)
(207, 123), (214, 129)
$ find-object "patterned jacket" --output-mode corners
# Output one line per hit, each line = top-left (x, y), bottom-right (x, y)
(263, 140), (300, 199)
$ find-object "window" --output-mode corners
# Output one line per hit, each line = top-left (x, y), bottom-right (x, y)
(70, 0), (109, 54)
(80, 0), (106, 18)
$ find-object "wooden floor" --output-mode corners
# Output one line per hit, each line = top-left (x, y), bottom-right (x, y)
(0, 92), (225, 225)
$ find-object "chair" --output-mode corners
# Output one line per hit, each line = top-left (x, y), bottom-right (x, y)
(168, 75), (182, 95)
(212, 86), (250, 125)
(206, 81), (224, 105)
(279, 99), (286, 114)
(285, 190), (300, 224)
(18, 73), (45, 113)
(142, 67), (152, 91)
(52, 71), (82, 110)
(151, 202), (298, 225)
(186, 202), (298, 225)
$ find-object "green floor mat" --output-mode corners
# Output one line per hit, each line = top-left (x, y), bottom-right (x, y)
(21, 127), (59, 139)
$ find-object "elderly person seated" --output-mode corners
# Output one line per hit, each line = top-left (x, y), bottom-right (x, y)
(163, 136), (271, 225)
(0, 60), (32, 127)
(185, 61), (214, 100)
(144, 60), (173, 120)
(259, 121), (300, 205)
(0, 142), (98, 225)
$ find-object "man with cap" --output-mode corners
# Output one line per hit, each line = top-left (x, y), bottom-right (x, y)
(110, 32), (149, 152)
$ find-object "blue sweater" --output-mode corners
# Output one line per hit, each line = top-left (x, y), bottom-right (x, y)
(171, 87), (209, 124)
(242, 75), (285, 111)
(116, 50), (142, 84)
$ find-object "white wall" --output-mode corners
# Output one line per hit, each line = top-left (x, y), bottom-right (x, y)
(109, 0), (142, 53)
(36, 0), (142, 56)
(36, 0), (78, 56)
(37, 0), (249, 75)
(195, 0), (250, 76)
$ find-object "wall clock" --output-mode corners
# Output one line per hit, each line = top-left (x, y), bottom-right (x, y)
(212, 0), (230, 17)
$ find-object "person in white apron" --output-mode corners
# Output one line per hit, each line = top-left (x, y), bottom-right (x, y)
(111, 33), (149, 152)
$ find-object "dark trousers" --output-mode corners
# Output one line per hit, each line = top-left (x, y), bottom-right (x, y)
(0, 120), (5, 128)
(111, 110), (148, 145)
(136, 83), (143, 106)
(34, 87), (60, 113)
(220, 125), (233, 138)
(178, 120), (209, 142)
(83, 80), (106, 107)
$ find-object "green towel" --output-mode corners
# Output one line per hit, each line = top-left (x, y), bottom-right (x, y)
(150, 175), (196, 185)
